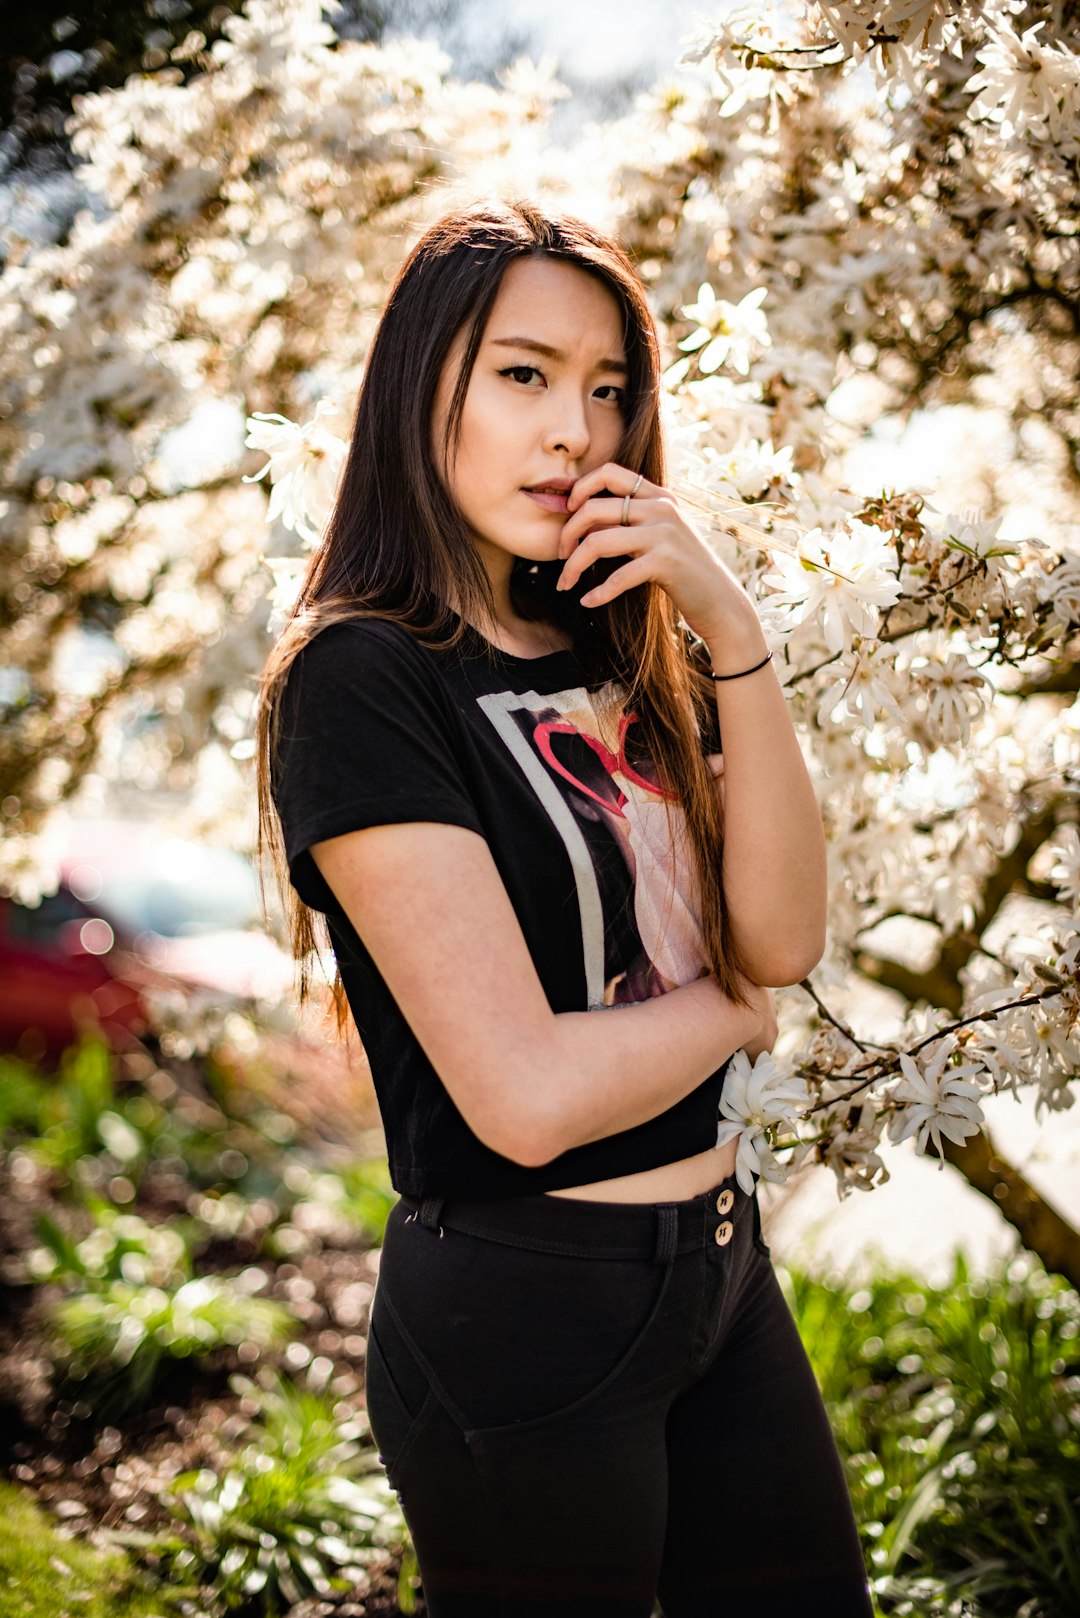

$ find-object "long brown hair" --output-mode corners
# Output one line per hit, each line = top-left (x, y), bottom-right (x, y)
(255, 197), (753, 1033)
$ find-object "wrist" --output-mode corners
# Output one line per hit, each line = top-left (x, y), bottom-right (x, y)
(702, 611), (770, 677)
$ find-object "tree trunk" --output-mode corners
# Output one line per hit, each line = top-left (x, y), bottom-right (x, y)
(940, 1125), (1080, 1290)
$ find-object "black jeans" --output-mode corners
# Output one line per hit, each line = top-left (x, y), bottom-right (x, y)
(365, 1171), (874, 1617)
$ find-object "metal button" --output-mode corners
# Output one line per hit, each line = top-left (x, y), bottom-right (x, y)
(714, 1220), (734, 1246)
(716, 1189), (734, 1215)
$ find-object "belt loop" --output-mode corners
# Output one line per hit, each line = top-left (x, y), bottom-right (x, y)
(652, 1204), (678, 1264)
(419, 1196), (446, 1236)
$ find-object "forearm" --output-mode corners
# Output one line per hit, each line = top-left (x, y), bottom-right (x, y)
(705, 607), (827, 982)
(536, 976), (760, 1161)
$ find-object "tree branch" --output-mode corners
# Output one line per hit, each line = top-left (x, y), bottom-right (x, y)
(939, 1124), (1080, 1291)
(848, 799), (1080, 1278)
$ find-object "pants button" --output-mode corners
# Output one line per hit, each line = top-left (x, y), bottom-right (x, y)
(714, 1220), (734, 1246)
(715, 1189), (734, 1215)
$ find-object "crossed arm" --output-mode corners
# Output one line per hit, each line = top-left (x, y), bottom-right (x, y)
(311, 821), (768, 1170)
(309, 620), (823, 1171)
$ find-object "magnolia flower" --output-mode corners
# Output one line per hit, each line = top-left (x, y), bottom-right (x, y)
(243, 398), (347, 546)
(760, 521), (903, 654)
(1034, 1070), (1077, 1118)
(705, 438), (795, 500)
(1011, 998), (1076, 1084)
(495, 54), (571, 118)
(967, 17), (1080, 143)
(1053, 928), (1080, 981)
(885, 1040), (986, 1166)
(822, 1098), (890, 1198)
(967, 1024), (1024, 1102)
(1047, 825), (1080, 908)
(261, 554), (307, 633)
(923, 503), (1019, 567)
(677, 285), (771, 377)
(757, 342), (837, 398)
(911, 652), (993, 748)
(714, 1049), (810, 1194)
(1038, 558), (1080, 630)
(815, 637), (907, 729)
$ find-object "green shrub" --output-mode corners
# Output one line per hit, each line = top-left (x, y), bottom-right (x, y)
(0, 1036), (156, 1186)
(263, 1156), (396, 1257)
(330, 1156), (397, 1244)
(149, 1369), (405, 1614)
(0, 1037), (297, 1208)
(781, 1251), (1080, 1617)
(31, 1202), (295, 1411)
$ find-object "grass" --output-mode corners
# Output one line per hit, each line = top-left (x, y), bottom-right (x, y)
(0, 1479), (178, 1618)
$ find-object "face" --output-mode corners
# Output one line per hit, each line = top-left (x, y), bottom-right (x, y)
(431, 255), (628, 585)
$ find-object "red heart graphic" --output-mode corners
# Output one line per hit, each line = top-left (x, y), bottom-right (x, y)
(533, 712), (677, 816)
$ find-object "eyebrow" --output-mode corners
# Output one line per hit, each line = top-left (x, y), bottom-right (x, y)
(489, 336), (629, 376)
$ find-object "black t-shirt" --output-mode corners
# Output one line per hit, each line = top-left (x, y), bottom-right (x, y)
(270, 613), (729, 1199)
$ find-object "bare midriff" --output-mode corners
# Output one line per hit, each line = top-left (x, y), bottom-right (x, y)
(542, 1135), (739, 1204)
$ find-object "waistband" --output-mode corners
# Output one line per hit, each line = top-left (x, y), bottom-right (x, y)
(396, 1170), (751, 1264)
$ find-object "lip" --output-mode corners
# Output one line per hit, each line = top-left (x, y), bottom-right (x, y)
(524, 489), (571, 514)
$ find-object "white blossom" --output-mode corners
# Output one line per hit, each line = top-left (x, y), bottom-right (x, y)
(885, 1039), (987, 1166)
(244, 399), (347, 547)
(678, 285), (772, 377)
(714, 1050), (811, 1194)
(966, 17), (1080, 143)
(910, 649), (993, 748)
(1047, 824), (1080, 908)
(760, 521), (903, 654)
(814, 637), (908, 729)
(822, 1098), (891, 1197)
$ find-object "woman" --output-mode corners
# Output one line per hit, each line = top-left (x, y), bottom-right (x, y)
(257, 198), (872, 1617)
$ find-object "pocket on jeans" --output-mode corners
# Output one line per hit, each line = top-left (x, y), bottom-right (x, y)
(384, 1224), (671, 1438)
(365, 1288), (436, 1482)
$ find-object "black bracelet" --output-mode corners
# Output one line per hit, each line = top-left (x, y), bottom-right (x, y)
(710, 649), (773, 681)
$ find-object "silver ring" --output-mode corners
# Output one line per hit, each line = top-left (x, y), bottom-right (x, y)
(625, 472), (641, 527)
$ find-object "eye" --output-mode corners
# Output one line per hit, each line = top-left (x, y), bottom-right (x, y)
(501, 367), (628, 407)
(498, 364), (545, 387)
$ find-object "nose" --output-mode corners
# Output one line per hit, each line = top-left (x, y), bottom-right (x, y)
(542, 386), (591, 461)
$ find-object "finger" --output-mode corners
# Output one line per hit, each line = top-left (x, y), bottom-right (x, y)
(579, 554), (656, 607)
(558, 495), (656, 558)
(566, 462), (656, 516)
(558, 525), (648, 592)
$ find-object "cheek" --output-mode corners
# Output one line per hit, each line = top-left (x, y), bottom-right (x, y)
(456, 393), (513, 489)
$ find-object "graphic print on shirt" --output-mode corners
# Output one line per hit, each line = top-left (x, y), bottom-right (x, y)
(476, 681), (712, 1011)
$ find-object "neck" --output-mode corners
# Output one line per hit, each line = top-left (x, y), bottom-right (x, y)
(453, 548), (571, 657)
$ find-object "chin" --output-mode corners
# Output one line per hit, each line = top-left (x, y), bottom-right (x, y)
(507, 533), (563, 565)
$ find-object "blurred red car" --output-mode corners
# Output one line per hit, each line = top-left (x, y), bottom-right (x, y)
(0, 819), (296, 1067)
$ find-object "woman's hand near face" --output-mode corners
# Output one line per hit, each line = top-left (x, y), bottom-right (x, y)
(554, 461), (757, 645)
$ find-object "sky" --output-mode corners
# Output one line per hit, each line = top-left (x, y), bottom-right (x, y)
(383, 0), (741, 135)
(446, 0), (724, 81)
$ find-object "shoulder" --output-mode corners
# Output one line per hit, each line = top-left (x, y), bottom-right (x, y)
(284, 614), (448, 692)
(295, 614), (435, 664)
